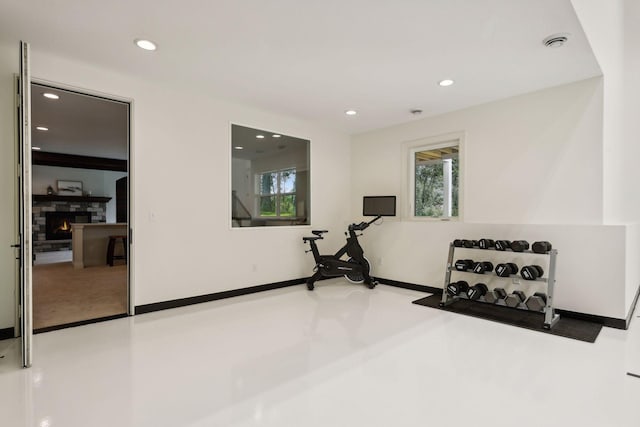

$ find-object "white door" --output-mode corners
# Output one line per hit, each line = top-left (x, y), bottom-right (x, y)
(17, 40), (33, 368)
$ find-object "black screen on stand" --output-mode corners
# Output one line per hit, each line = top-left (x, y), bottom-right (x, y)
(363, 196), (396, 217)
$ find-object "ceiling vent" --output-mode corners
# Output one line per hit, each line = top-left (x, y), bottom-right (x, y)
(543, 34), (569, 48)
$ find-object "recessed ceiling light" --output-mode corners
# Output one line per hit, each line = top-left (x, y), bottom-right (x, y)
(543, 33), (570, 48)
(36, 126), (48, 131)
(134, 39), (157, 51)
(256, 135), (265, 139)
(32, 146), (41, 150)
(272, 134), (281, 138)
(345, 110), (357, 116)
(43, 93), (59, 100)
(234, 146), (244, 150)
(438, 79), (454, 87)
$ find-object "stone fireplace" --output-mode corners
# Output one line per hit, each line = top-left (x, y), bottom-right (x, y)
(45, 211), (92, 240)
(33, 196), (109, 253)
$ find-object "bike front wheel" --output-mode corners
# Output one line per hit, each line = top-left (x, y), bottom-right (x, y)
(344, 256), (371, 284)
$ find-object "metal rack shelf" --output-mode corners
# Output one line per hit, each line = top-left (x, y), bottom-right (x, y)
(440, 242), (560, 329)
(447, 267), (548, 283)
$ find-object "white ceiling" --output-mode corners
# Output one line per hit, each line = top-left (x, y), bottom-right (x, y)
(2, 0), (601, 138)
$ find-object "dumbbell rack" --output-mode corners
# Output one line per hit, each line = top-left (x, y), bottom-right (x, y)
(440, 242), (560, 329)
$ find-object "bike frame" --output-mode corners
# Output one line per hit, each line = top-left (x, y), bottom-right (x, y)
(303, 216), (381, 287)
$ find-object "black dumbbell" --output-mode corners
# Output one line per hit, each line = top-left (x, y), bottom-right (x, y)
(494, 240), (512, 251)
(504, 290), (526, 308)
(467, 283), (488, 300)
(495, 263), (519, 277)
(446, 280), (469, 297)
(454, 259), (475, 271)
(532, 241), (552, 254)
(525, 292), (548, 311)
(453, 239), (477, 248)
(478, 238), (495, 249)
(510, 240), (530, 252)
(472, 261), (494, 274)
(484, 287), (507, 304)
(521, 265), (544, 280)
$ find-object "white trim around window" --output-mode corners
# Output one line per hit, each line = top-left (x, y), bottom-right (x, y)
(401, 131), (465, 221)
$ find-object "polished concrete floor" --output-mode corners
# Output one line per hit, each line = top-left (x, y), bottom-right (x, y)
(0, 280), (638, 427)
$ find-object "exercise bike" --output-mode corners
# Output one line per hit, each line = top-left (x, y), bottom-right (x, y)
(302, 216), (381, 290)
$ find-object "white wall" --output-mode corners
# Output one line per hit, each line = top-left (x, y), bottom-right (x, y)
(352, 77), (604, 225)
(0, 42), (351, 314)
(571, 0), (640, 224)
(356, 221), (626, 318)
(622, 1), (640, 315)
(351, 77), (634, 319)
(571, 0), (640, 315)
(32, 165), (126, 222)
(625, 223), (640, 316)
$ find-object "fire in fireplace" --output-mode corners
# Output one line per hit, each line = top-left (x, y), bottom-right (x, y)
(45, 211), (92, 240)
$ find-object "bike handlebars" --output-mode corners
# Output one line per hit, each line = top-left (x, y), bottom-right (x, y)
(348, 215), (382, 231)
(349, 222), (368, 231)
(304, 216), (381, 243)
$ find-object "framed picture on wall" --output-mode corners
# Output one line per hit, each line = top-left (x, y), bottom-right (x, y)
(57, 180), (83, 196)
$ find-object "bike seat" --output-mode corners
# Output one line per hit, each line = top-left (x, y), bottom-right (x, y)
(312, 230), (328, 236)
(303, 236), (322, 242)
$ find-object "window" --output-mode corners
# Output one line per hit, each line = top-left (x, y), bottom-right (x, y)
(257, 168), (297, 217)
(231, 124), (310, 227)
(408, 139), (461, 219)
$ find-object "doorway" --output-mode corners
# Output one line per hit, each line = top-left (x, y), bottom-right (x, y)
(29, 81), (131, 332)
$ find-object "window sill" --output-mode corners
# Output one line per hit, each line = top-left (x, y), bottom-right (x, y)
(406, 216), (461, 222)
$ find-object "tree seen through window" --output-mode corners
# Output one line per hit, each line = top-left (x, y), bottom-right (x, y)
(414, 146), (459, 218)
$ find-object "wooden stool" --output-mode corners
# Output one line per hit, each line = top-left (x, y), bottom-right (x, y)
(107, 235), (127, 266)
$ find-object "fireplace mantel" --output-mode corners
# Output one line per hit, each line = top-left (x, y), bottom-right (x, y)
(33, 194), (112, 203)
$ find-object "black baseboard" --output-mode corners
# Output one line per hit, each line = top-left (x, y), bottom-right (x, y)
(135, 277), (306, 315)
(0, 327), (14, 341)
(34, 313), (128, 334)
(556, 284), (640, 330)
(375, 277), (442, 295)
(0, 276), (631, 337)
(29, 275), (629, 332)
(554, 309), (626, 330)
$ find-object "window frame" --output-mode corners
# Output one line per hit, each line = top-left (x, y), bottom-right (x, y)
(403, 132), (465, 221)
(255, 167), (297, 218)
